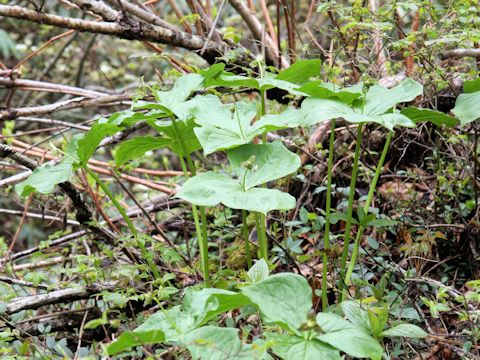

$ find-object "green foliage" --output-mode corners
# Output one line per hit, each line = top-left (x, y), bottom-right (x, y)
(176, 142), (300, 213)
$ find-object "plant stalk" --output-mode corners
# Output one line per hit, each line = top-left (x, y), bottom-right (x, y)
(242, 210), (252, 268)
(338, 124), (363, 296)
(171, 118), (210, 284)
(342, 130), (393, 298)
(255, 212), (268, 260)
(85, 167), (160, 279)
(321, 119), (336, 311)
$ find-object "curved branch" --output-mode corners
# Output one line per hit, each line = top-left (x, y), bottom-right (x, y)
(0, 4), (235, 63)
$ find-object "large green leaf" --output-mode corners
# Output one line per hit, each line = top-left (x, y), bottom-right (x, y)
(363, 78), (423, 116)
(381, 323), (427, 339)
(266, 333), (340, 360)
(15, 163), (73, 197)
(300, 98), (416, 130)
(401, 107), (459, 127)
(153, 73), (204, 110)
(255, 107), (308, 131)
(182, 326), (266, 360)
(190, 96), (261, 154)
(464, 78), (480, 93)
(228, 141), (301, 189)
(176, 142), (300, 213)
(107, 317), (166, 355)
(295, 82), (364, 104)
(241, 273), (312, 331)
(340, 301), (370, 331)
(176, 172), (296, 213)
(115, 136), (171, 165)
(316, 313), (383, 360)
(276, 59), (321, 83)
(77, 123), (121, 165)
(452, 91), (480, 125)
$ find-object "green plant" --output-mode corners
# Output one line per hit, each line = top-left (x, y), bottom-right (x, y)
(107, 264), (428, 359)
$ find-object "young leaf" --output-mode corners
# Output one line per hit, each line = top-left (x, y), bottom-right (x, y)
(247, 259), (269, 283)
(381, 323), (427, 338)
(107, 319), (166, 355)
(452, 90), (480, 126)
(15, 163), (73, 197)
(266, 333), (341, 360)
(316, 313), (383, 360)
(400, 107), (458, 127)
(241, 273), (312, 331)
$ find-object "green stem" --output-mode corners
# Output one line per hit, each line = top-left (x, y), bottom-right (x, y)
(338, 124), (363, 296)
(321, 119), (336, 311)
(85, 167), (160, 279)
(171, 119), (210, 284)
(342, 131), (393, 298)
(255, 212), (268, 260)
(242, 210), (252, 268)
(177, 153), (210, 284)
(256, 89), (269, 261)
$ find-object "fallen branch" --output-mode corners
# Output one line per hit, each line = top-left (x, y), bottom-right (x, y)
(5, 284), (114, 315)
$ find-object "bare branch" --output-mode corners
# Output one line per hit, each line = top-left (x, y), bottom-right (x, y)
(5, 284), (114, 315)
(0, 93), (131, 120)
(440, 48), (480, 59)
(0, 77), (107, 98)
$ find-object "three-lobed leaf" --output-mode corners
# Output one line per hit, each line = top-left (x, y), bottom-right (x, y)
(176, 142), (300, 213)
